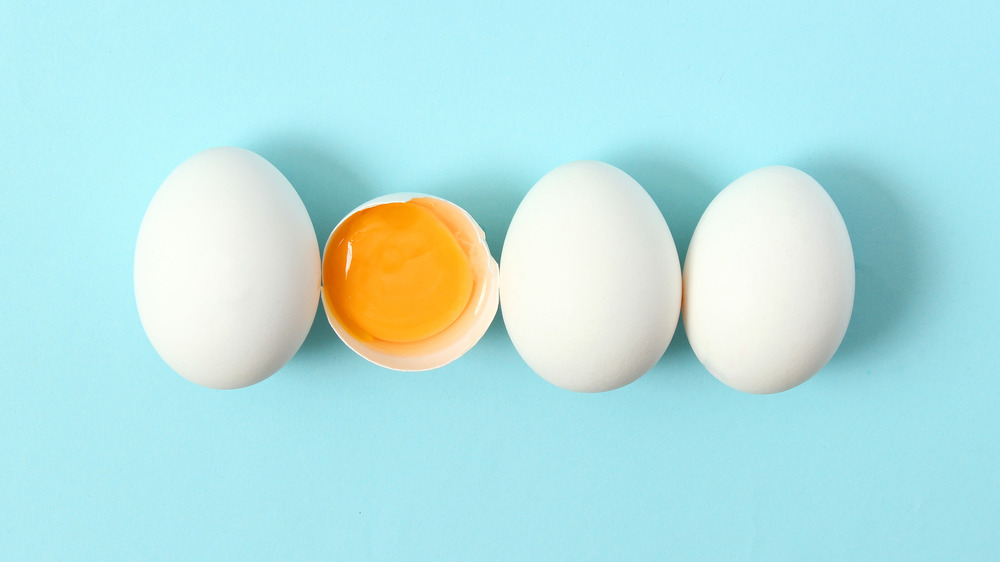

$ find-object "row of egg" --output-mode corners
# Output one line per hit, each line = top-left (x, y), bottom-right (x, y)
(134, 147), (854, 394)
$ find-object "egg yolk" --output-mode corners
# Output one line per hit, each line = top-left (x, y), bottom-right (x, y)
(324, 200), (474, 343)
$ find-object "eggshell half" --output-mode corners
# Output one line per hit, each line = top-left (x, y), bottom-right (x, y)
(134, 147), (321, 389)
(682, 165), (855, 394)
(321, 193), (500, 371)
(500, 161), (682, 392)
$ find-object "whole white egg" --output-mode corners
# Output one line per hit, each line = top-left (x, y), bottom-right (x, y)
(134, 147), (321, 389)
(500, 161), (682, 392)
(682, 165), (855, 394)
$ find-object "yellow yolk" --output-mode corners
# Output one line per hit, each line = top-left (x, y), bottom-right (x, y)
(324, 200), (475, 343)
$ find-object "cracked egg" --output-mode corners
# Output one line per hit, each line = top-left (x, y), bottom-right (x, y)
(321, 193), (499, 370)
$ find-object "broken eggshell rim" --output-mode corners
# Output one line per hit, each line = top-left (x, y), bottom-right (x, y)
(320, 192), (501, 371)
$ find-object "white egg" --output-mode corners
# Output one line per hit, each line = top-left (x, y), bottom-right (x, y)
(320, 193), (499, 371)
(134, 147), (321, 389)
(500, 161), (682, 392)
(682, 165), (855, 394)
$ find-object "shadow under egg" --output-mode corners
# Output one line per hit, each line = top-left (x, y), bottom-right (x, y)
(249, 133), (378, 365)
(798, 155), (924, 365)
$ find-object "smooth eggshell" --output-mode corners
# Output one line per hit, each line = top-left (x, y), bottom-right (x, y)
(682, 165), (855, 394)
(134, 147), (321, 389)
(500, 160), (682, 392)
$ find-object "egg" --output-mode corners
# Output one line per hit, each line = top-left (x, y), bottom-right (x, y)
(682, 165), (855, 394)
(321, 193), (499, 370)
(500, 161), (682, 392)
(134, 147), (321, 389)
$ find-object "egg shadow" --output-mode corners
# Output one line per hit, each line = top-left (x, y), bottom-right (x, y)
(604, 148), (720, 379)
(795, 155), (924, 364)
(249, 134), (378, 362)
(417, 167), (532, 351)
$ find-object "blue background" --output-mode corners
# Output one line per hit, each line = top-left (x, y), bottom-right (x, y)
(2, 1), (998, 559)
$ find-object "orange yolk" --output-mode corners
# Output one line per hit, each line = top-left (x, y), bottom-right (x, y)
(323, 200), (474, 343)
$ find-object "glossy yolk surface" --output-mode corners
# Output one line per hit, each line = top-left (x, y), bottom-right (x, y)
(324, 201), (474, 343)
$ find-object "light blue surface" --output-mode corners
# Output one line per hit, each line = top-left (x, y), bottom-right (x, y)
(2, 1), (998, 559)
